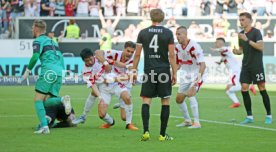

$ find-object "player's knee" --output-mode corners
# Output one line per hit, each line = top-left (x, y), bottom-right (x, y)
(176, 96), (183, 104)
(99, 113), (106, 119)
(121, 116), (126, 121)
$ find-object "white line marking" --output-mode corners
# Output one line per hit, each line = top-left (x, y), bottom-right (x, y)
(152, 114), (276, 132)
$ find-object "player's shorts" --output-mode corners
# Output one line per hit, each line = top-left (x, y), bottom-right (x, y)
(240, 67), (265, 84)
(45, 104), (74, 125)
(141, 68), (172, 98)
(35, 75), (62, 97)
(99, 83), (128, 105)
(177, 81), (204, 95)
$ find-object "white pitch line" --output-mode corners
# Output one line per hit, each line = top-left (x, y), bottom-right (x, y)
(152, 114), (276, 132)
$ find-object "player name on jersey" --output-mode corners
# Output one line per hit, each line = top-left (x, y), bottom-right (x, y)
(148, 28), (163, 33)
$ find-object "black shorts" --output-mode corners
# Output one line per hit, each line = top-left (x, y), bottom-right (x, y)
(45, 104), (74, 125)
(240, 67), (265, 84)
(140, 68), (172, 98)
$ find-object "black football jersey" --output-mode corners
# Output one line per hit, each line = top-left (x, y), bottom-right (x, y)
(239, 27), (264, 70)
(137, 25), (174, 70)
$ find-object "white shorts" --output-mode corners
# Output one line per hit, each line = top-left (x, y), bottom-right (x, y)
(99, 83), (128, 105)
(178, 81), (204, 95)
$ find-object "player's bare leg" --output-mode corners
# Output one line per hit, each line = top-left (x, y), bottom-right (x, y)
(257, 82), (272, 124)
(226, 84), (241, 108)
(98, 100), (115, 128)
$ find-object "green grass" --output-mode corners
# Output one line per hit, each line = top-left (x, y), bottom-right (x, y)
(1, 85), (276, 152)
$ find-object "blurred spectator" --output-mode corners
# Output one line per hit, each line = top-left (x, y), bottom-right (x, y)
(201, 0), (215, 16)
(35, 0), (41, 16)
(140, 0), (149, 17)
(40, 0), (53, 16)
(127, 0), (140, 16)
(64, 0), (76, 16)
(99, 28), (112, 50)
(251, 0), (266, 16)
(174, 0), (187, 16)
(54, 0), (65, 16)
(229, 31), (238, 49)
(188, 21), (202, 39)
(266, 0), (276, 15)
(99, 8), (120, 36)
(123, 23), (136, 41)
(115, 0), (125, 16)
(0, 0), (10, 36)
(24, 0), (38, 17)
(137, 16), (151, 29)
(89, 0), (99, 16)
(252, 13), (271, 36)
(213, 15), (230, 38)
(104, 0), (114, 16)
(187, 0), (202, 17)
(264, 29), (274, 39)
(226, 0), (238, 16)
(49, 0), (56, 16)
(64, 19), (80, 38)
(76, 0), (89, 16)
(148, 0), (159, 11)
(214, 0), (227, 17)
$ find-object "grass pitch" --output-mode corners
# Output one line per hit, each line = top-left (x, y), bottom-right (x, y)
(0, 84), (276, 152)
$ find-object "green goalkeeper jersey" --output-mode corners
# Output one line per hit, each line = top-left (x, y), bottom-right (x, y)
(32, 34), (64, 76)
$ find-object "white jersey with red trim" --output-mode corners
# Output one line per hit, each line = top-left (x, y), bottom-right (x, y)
(81, 58), (105, 87)
(175, 39), (206, 82)
(104, 49), (134, 89)
(218, 47), (241, 74)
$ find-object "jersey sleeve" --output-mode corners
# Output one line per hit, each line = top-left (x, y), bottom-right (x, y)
(32, 40), (42, 54)
(168, 30), (174, 45)
(136, 30), (143, 45)
(195, 44), (205, 63)
(255, 29), (263, 42)
(104, 49), (118, 60)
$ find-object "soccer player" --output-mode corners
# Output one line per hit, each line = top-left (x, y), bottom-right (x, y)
(233, 12), (272, 124)
(73, 46), (138, 130)
(132, 9), (177, 141)
(175, 26), (206, 129)
(211, 37), (256, 108)
(21, 20), (71, 134)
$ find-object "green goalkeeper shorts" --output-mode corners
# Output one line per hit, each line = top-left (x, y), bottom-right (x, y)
(35, 74), (62, 97)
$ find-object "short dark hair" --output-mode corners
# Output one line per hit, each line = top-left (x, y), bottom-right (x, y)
(239, 12), (252, 20)
(124, 41), (136, 49)
(216, 37), (225, 43)
(80, 48), (94, 60)
(150, 9), (165, 23)
(176, 26), (187, 31)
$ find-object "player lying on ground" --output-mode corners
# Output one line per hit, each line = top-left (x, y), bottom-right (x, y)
(36, 104), (76, 130)
(211, 37), (256, 108)
(175, 26), (207, 129)
(72, 47), (138, 130)
(21, 19), (72, 134)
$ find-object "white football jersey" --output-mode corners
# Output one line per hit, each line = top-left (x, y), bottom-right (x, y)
(82, 57), (105, 86)
(218, 47), (241, 74)
(104, 49), (133, 89)
(175, 39), (205, 76)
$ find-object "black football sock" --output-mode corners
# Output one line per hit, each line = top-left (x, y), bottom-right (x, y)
(160, 105), (170, 137)
(142, 104), (150, 133)
(260, 90), (271, 115)
(242, 91), (252, 116)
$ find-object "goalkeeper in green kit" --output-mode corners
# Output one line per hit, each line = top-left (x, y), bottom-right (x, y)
(20, 20), (72, 134)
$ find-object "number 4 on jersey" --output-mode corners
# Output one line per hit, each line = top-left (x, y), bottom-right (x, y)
(149, 34), (159, 53)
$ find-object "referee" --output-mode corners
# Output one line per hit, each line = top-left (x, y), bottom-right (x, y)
(233, 12), (272, 124)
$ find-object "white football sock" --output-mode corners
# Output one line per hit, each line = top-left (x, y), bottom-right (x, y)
(177, 100), (191, 121)
(247, 116), (254, 119)
(226, 90), (239, 103)
(189, 96), (199, 123)
(103, 113), (114, 124)
(125, 104), (133, 125)
(82, 93), (96, 117)
(266, 115), (272, 118)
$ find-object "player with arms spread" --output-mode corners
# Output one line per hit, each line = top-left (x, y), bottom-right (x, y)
(132, 9), (177, 141)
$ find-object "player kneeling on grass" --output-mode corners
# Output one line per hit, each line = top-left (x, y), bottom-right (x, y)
(211, 37), (256, 108)
(21, 19), (71, 134)
(72, 48), (138, 130)
(175, 26), (207, 129)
